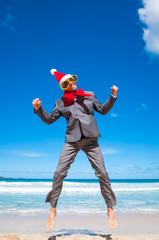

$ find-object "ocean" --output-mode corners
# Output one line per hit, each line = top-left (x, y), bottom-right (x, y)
(0, 179), (159, 216)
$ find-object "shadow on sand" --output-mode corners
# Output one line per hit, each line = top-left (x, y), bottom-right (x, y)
(48, 229), (113, 240)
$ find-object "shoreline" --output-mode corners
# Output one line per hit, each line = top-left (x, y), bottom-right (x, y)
(1, 210), (159, 218)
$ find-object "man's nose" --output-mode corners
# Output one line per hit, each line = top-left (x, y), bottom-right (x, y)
(69, 81), (73, 86)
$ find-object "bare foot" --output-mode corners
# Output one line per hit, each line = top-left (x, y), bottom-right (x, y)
(107, 207), (118, 229)
(46, 207), (57, 231)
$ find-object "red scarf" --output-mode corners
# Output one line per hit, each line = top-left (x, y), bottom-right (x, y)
(63, 89), (92, 107)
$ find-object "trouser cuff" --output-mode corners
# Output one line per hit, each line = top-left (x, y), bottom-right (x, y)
(106, 199), (117, 208)
(49, 198), (57, 208)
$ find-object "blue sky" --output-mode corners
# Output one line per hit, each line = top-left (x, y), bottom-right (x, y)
(0, 0), (159, 179)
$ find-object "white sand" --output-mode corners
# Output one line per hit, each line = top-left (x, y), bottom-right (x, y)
(0, 233), (159, 240)
(0, 214), (159, 240)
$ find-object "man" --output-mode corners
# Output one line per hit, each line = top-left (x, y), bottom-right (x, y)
(32, 69), (118, 231)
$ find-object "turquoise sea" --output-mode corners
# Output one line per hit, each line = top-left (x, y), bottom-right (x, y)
(0, 179), (159, 216)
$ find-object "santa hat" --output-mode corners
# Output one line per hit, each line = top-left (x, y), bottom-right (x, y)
(50, 69), (74, 85)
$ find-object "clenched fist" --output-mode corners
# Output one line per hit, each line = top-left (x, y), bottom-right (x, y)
(32, 98), (42, 110)
(111, 85), (118, 97)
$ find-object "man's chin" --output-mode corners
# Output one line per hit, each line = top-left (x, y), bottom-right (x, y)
(71, 87), (77, 92)
(67, 86), (77, 92)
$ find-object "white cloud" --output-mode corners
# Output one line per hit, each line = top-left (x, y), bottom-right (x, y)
(151, 161), (159, 165)
(12, 150), (49, 158)
(128, 165), (142, 170)
(110, 113), (118, 117)
(102, 147), (119, 155)
(115, 171), (123, 175)
(138, 0), (159, 56)
(110, 163), (120, 167)
(136, 103), (148, 111)
(1, 8), (18, 35)
(128, 165), (134, 168)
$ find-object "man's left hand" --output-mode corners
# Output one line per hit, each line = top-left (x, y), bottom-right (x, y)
(111, 85), (118, 97)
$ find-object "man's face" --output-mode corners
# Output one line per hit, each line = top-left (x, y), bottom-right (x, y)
(66, 80), (77, 92)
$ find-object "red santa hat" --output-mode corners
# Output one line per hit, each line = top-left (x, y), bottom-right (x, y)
(50, 69), (74, 85)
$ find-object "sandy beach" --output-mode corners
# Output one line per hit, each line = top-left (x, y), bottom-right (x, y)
(0, 213), (159, 240)
(1, 234), (159, 240)
(1, 179), (159, 240)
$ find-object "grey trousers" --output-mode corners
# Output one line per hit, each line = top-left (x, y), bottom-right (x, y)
(45, 137), (116, 208)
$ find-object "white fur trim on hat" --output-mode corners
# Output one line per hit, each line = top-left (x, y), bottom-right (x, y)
(50, 69), (57, 75)
(60, 74), (73, 84)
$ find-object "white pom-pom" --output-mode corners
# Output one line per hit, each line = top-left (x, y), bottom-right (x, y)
(50, 69), (57, 75)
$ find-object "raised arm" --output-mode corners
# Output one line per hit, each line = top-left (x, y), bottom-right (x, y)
(93, 85), (118, 115)
(32, 98), (61, 125)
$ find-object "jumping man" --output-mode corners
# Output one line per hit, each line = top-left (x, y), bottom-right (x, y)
(32, 69), (118, 231)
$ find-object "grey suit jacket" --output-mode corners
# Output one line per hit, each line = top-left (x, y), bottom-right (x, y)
(33, 91), (117, 142)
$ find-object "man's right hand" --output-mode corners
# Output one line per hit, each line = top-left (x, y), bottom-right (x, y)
(32, 98), (42, 110)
